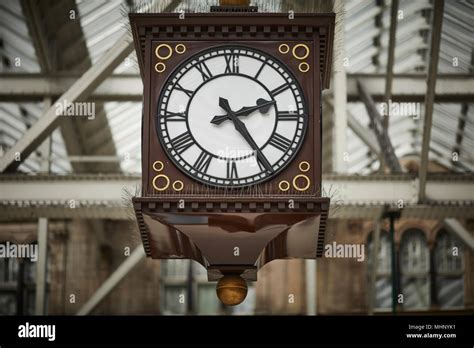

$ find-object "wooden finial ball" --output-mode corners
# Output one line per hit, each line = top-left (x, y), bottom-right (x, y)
(216, 275), (248, 306)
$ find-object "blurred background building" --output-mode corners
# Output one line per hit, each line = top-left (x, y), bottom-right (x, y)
(0, 0), (473, 315)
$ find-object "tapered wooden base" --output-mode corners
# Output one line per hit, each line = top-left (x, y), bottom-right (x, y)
(133, 196), (330, 284)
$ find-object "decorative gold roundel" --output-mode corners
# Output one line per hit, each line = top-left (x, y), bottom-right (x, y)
(293, 174), (311, 191)
(299, 161), (310, 172)
(298, 62), (310, 73)
(278, 44), (290, 54)
(172, 180), (184, 191)
(155, 44), (173, 60)
(152, 174), (170, 191)
(279, 180), (290, 192)
(153, 160), (164, 172)
(155, 62), (166, 73)
(278, 43), (310, 74)
(292, 44), (310, 60)
(175, 44), (186, 54)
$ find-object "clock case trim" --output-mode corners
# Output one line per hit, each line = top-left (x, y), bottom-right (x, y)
(129, 13), (335, 89)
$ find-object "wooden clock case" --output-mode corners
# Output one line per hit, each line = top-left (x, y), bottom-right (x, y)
(129, 12), (335, 282)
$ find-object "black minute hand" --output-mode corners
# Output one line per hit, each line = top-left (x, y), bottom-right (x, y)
(218, 97), (274, 174)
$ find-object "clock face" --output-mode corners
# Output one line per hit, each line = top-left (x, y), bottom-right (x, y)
(157, 45), (308, 188)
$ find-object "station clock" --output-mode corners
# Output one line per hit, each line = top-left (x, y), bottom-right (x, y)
(130, 8), (335, 305)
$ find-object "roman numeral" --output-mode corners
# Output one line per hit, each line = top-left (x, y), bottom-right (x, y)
(195, 61), (213, 81)
(194, 151), (212, 173)
(277, 111), (299, 121)
(163, 111), (186, 122)
(171, 131), (194, 154)
(175, 83), (194, 97)
(224, 52), (239, 74)
(226, 160), (238, 179)
(270, 83), (291, 97)
(254, 60), (266, 79)
(269, 133), (292, 152)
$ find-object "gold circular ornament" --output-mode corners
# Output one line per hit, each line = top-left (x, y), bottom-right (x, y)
(216, 275), (248, 306)
(292, 174), (311, 191)
(152, 160), (164, 172)
(278, 44), (290, 54)
(155, 43), (173, 60)
(155, 62), (166, 73)
(175, 44), (186, 54)
(152, 174), (170, 191)
(172, 180), (184, 192)
(299, 161), (311, 172)
(279, 180), (291, 192)
(298, 62), (310, 73)
(292, 43), (310, 60)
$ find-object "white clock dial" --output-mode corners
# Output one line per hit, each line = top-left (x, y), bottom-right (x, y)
(157, 45), (308, 188)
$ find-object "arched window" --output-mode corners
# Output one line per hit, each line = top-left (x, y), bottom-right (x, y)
(367, 231), (392, 310)
(400, 229), (430, 309)
(434, 230), (464, 308)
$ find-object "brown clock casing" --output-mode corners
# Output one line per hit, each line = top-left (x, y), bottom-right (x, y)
(130, 12), (334, 287)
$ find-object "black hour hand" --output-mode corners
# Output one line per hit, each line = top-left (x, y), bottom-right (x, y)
(211, 98), (275, 125)
(218, 97), (232, 113)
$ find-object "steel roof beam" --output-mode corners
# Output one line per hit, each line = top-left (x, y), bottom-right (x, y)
(452, 51), (473, 168)
(379, 0), (399, 172)
(2, 74), (472, 103)
(347, 113), (381, 156)
(76, 246), (145, 315)
(332, 0), (347, 173)
(383, 0), (399, 128)
(325, 98), (381, 157)
(19, 0), (54, 72)
(20, 0), (120, 173)
(1, 174), (472, 220)
(0, 35), (134, 173)
(443, 218), (474, 251)
(419, 0), (445, 203)
(357, 80), (402, 173)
